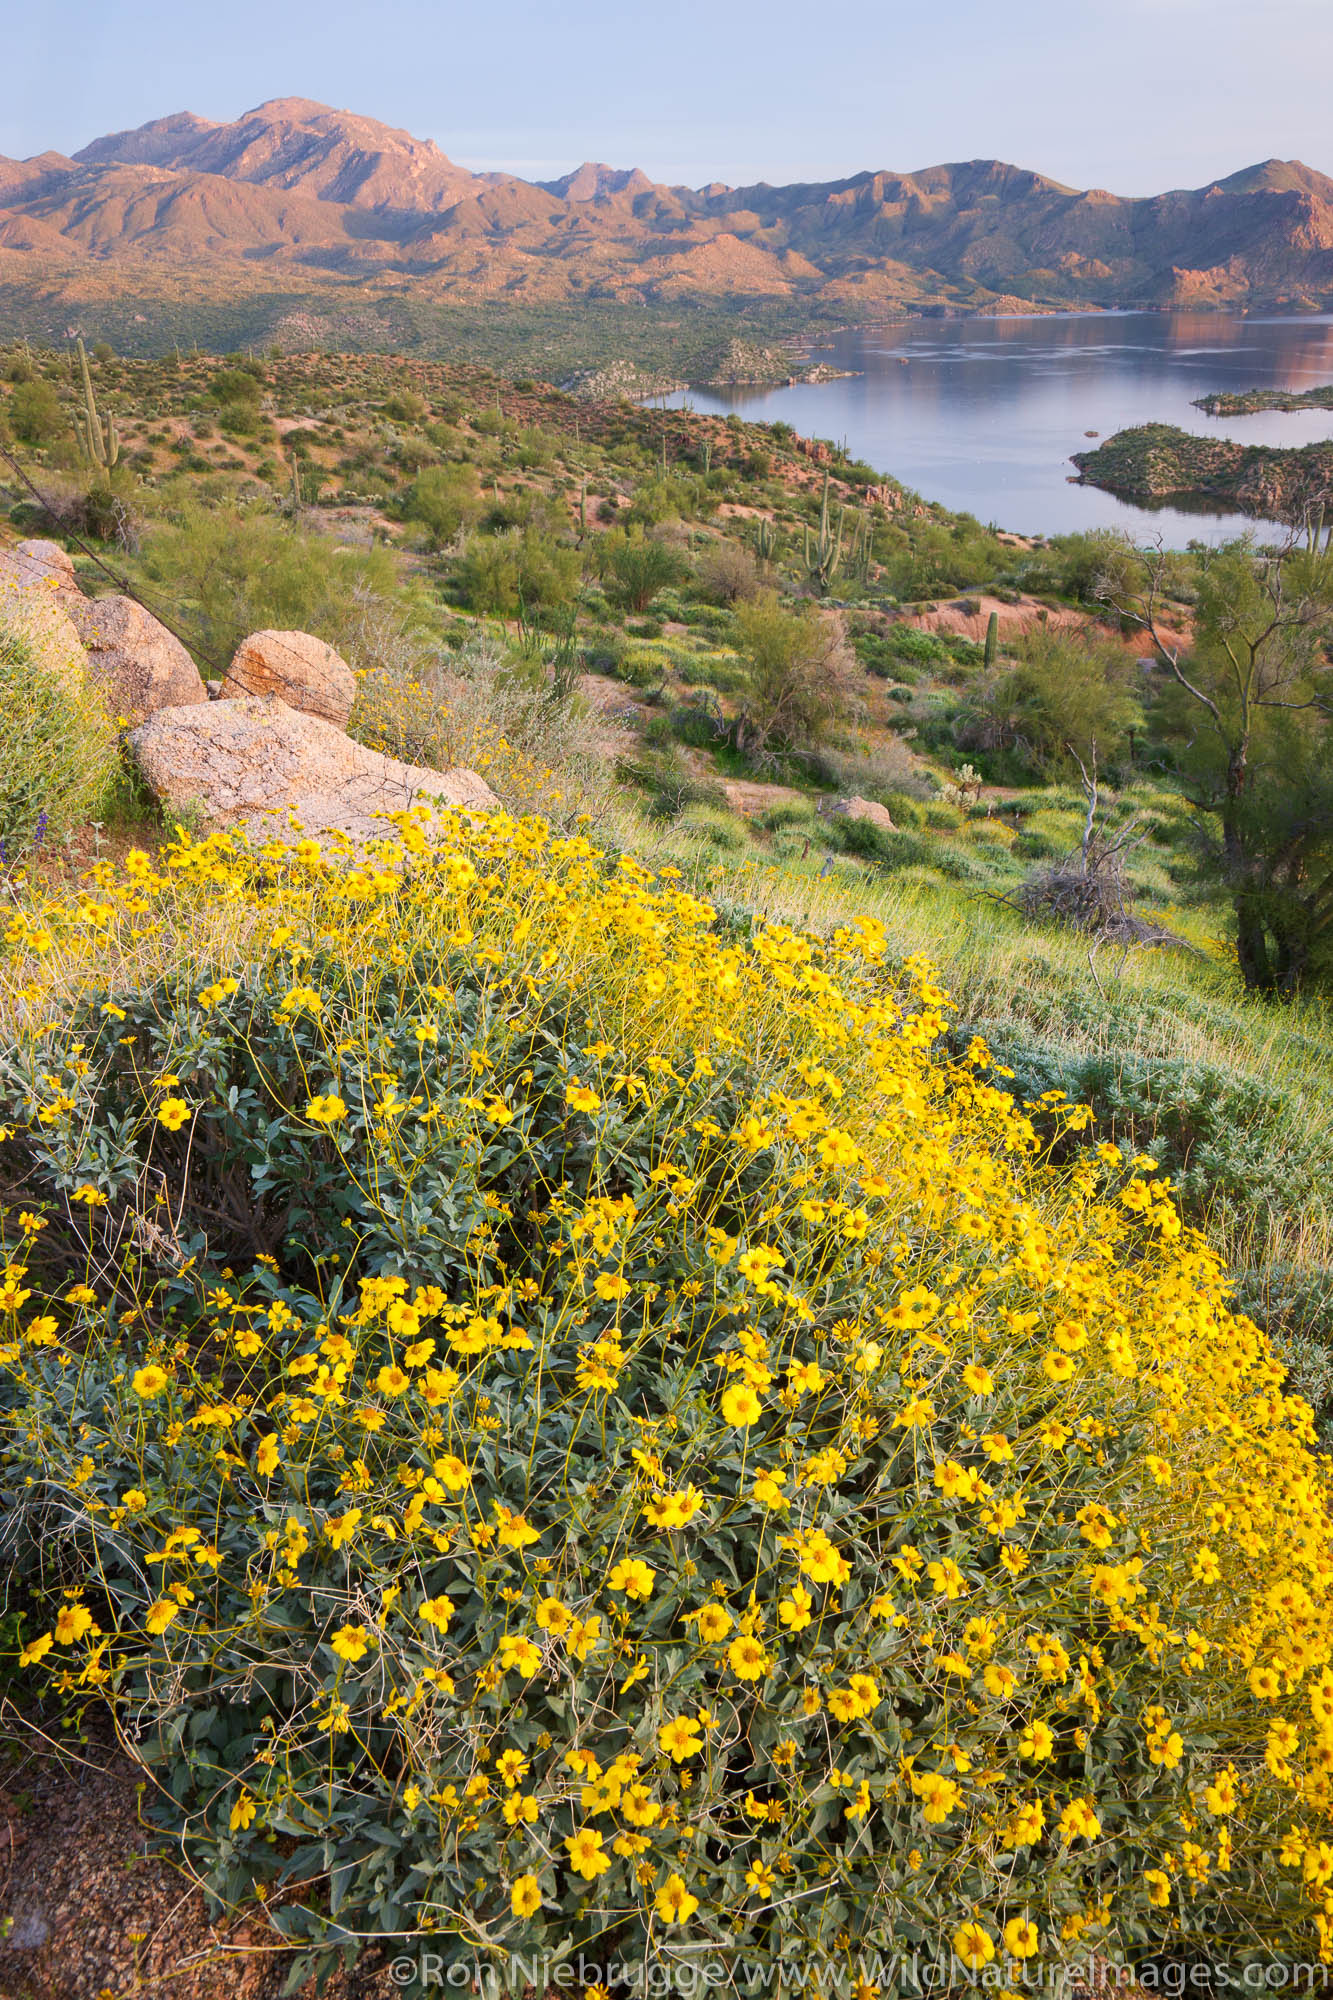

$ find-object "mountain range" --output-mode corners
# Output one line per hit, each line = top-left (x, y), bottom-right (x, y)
(3, 97), (1333, 319)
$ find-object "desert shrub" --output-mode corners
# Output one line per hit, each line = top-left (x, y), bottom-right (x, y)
(8, 379), (65, 445)
(911, 834), (1004, 885)
(2, 826), (1333, 1988)
(206, 374), (264, 440)
(960, 627), (1142, 780)
(482, 491), (566, 538)
(667, 702), (726, 751)
(696, 542), (761, 606)
(821, 814), (915, 866)
(0, 614), (118, 858)
(676, 653), (747, 694)
(734, 594), (857, 760)
(137, 499), (405, 670)
(613, 641), (673, 690)
(969, 816), (1016, 849)
(391, 434), (439, 475)
(9, 472), (139, 549)
(881, 792), (925, 828)
(384, 391), (429, 425)
(676, 603), (736, 636)
(615, 745), (726, 821)
(849, 630), (901, 678)
(1014, 824), (1064, 862)
(798, 735), (930, 803)
(599, 530), (687, 613)
(877, 523), (973, 601)
(348, 629), (604, 822)
(759, 799), (819, 834)
(207, 367), (263, 412)
(889, 625), (951, 661)
(514, 428), (557, 470)
(1014, 530), (1140, 607)
(401, 464), (483, 547)
(961, 1022), (1333, 1245)
(455, 529), (580, 618)
(623, 478), (681, 526)
(769, 829), (816, 864)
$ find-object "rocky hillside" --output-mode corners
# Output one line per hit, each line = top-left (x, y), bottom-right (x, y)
(2, 98), (1333, 321)
(1072, 422), (1333, 518)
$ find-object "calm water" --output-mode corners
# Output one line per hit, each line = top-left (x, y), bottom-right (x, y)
(665, 312), (1333, 544)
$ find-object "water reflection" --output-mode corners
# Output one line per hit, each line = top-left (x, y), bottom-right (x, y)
(662, 311), (1333, 542)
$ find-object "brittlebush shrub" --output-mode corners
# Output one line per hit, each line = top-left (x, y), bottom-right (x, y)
(1, 816), (1333, 1990)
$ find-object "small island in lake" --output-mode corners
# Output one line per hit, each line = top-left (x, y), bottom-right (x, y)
(1193, 384), (1333, 416)
(562, 337), (856, 402)
(1071, 423), (1333, 520)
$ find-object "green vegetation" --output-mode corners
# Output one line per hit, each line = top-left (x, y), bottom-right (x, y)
(1106, 528), (1333, 996)
(0, 623), (119, 858)
(0, 337), (1330, 1443)
(137, 499), (406, 672)
(7, 827), (1333, 1984)
(3, 333), (1333, 1986)
(1073, 422), (1333, 521)
(1194, 384), (1333, 416)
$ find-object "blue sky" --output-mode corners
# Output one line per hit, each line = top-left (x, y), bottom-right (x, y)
(4, 0), (1330, 193)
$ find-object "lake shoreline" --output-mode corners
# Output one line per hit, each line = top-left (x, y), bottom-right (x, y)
(1071, 422), (1333, 521)
(663, 309), (1333, 544)
(1194, 384), (1333, 417)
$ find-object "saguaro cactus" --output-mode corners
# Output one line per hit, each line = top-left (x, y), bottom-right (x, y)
(803, 471), (843, 595)
(985, 610), (999, 669)
(73, 337), (119, 472)
(845, 509), (873, 591)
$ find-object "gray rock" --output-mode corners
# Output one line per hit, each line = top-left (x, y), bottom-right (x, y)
(66, 594), (208, 726)
(128, 695), (497, 844)
(222, 628), (357, 727)
(822, 794), (896, 830)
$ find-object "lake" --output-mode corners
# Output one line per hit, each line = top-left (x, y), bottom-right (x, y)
(664, 311), (1333, 544)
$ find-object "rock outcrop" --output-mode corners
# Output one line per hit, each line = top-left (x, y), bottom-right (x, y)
(222, 628), (357, 727)
(0, 565), (90, 694)
(0, 539), (82, 600)
(129, 696), (496, 843)
(66, 595), (209, 725)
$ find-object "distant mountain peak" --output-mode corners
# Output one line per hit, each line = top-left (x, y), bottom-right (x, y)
(73, 110), (220, 168)
(71, 97), (484, 216)
(240, 96), (349, 122)
(539, 162), (656, 202)
(14, 105), (1333, 317)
